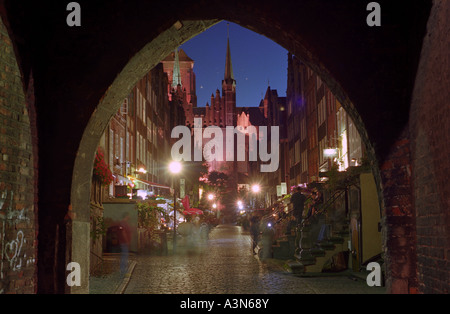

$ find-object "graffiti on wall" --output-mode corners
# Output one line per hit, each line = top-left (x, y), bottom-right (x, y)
(0, 190), (35, 283)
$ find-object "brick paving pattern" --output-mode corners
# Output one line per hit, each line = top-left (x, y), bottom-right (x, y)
(121, 225), (385, 294)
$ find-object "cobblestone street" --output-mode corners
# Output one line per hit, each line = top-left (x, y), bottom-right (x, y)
(123, 225), (385, 294)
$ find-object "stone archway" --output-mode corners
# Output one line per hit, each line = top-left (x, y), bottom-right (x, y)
(1, 0), (437, 294)
(70, 19), (380, 293)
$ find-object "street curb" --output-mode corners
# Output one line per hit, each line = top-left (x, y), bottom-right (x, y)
(114, 260), (137, 294)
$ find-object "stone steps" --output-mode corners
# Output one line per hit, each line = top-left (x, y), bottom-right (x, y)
(287, 233), (349, 275)
(272, 234), (296, 260)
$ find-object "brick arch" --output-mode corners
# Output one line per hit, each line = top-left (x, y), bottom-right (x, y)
(1, 0), (436, 294)
(0, 15), (38, 293)
(71, 19), (381, 294)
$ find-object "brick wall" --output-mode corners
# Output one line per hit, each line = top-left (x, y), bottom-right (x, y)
(409, 0), (450, 294)
(0, 16), (37, 294)
(380, 128), (418, 293)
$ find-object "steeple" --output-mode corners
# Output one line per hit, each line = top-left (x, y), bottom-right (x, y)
(222, 23), (236, 127)
(224, 24), (235, 84)
(172, 48), (182, 88)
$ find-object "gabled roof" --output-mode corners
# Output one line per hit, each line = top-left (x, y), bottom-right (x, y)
(162, 48), (193, 62)
(237, 107), (267, 126)
(178, 49), (193, 62)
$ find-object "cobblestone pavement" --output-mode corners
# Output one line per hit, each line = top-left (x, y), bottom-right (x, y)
(90, 255), (136, 294)
(124, 224), (386, 294)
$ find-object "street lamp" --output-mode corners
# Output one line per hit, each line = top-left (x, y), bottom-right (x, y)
(207, 193), (214, 200)
(251, 184), (261, 209)
(168, 161), (182, 253)
(251, 184), (261, 193)
(169, 161), (182, 174)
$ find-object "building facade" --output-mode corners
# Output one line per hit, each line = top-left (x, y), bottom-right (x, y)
(99, 63), (185, 200)
(287, 53), (365, 186)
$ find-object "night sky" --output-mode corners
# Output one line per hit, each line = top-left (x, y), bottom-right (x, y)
(180, 21), (288, 108)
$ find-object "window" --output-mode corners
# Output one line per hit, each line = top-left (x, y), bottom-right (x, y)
(289, 148), (295, 167)
(319, 136), (327, 165)
(288, 121), (294, 142)
(109, 129), (114, 170)
(318, 96), (326, 126)
(137, 90), (141, 119)
(121, 98), (128, 115)
(147, 152), (152, 175)
(316, 76), (322, 90)
(120, 137), (124, 164)
(301, 150), (308, 173)
(147, 119), (152, 143)
(115, 133), (119, 162)
(126, 133), (130, 160)
(295, 140), (300, 164)
(300, 118), (306, 141)
(136, 131), (140, 162)
(131, 135), (135, 162)
(143, 94), (146, 119)
(294, 117), (300, 137)
(140, 135), (144, 163)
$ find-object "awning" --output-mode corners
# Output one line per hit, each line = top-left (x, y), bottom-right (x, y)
(143, 180), (171, 189)
(128, 176), (171, 189)
(115, 174), (133, 185)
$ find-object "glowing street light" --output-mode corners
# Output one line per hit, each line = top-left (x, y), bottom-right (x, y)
(212, 203), (217, 209)
(251, 184), (262, 210)
(251, 184), (261, 193)
(207, 193), (215, 200)
(169, 161), (182, 174)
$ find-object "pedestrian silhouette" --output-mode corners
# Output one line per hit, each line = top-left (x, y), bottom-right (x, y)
(250, 214), (260, 255)
(118, 212), (131, 275)
(290, 187), (306, 225)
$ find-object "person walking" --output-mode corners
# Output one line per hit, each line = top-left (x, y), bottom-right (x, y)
(118, 212), (131, 276)
(249, 213), (260, 255)
(290, 186), (306, 226)
(291, 187), (307, 255)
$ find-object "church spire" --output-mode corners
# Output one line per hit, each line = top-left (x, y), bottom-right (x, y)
(224, 23), (235, 83)
(172, 48), (182, 88)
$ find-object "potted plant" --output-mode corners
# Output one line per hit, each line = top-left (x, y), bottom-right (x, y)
(93, 148), (114, 186)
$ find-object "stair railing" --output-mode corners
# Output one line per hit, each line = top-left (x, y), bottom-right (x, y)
(296, 188), (348, 262)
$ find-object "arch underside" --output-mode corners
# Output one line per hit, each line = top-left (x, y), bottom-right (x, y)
(0, 0), (433, 294)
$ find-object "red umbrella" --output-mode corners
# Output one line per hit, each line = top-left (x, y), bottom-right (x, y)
(181, 195), (203, 215)
(183, 208), (203, 215)
(189, 208), (203, 215)
(181, 195), (190, 211)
